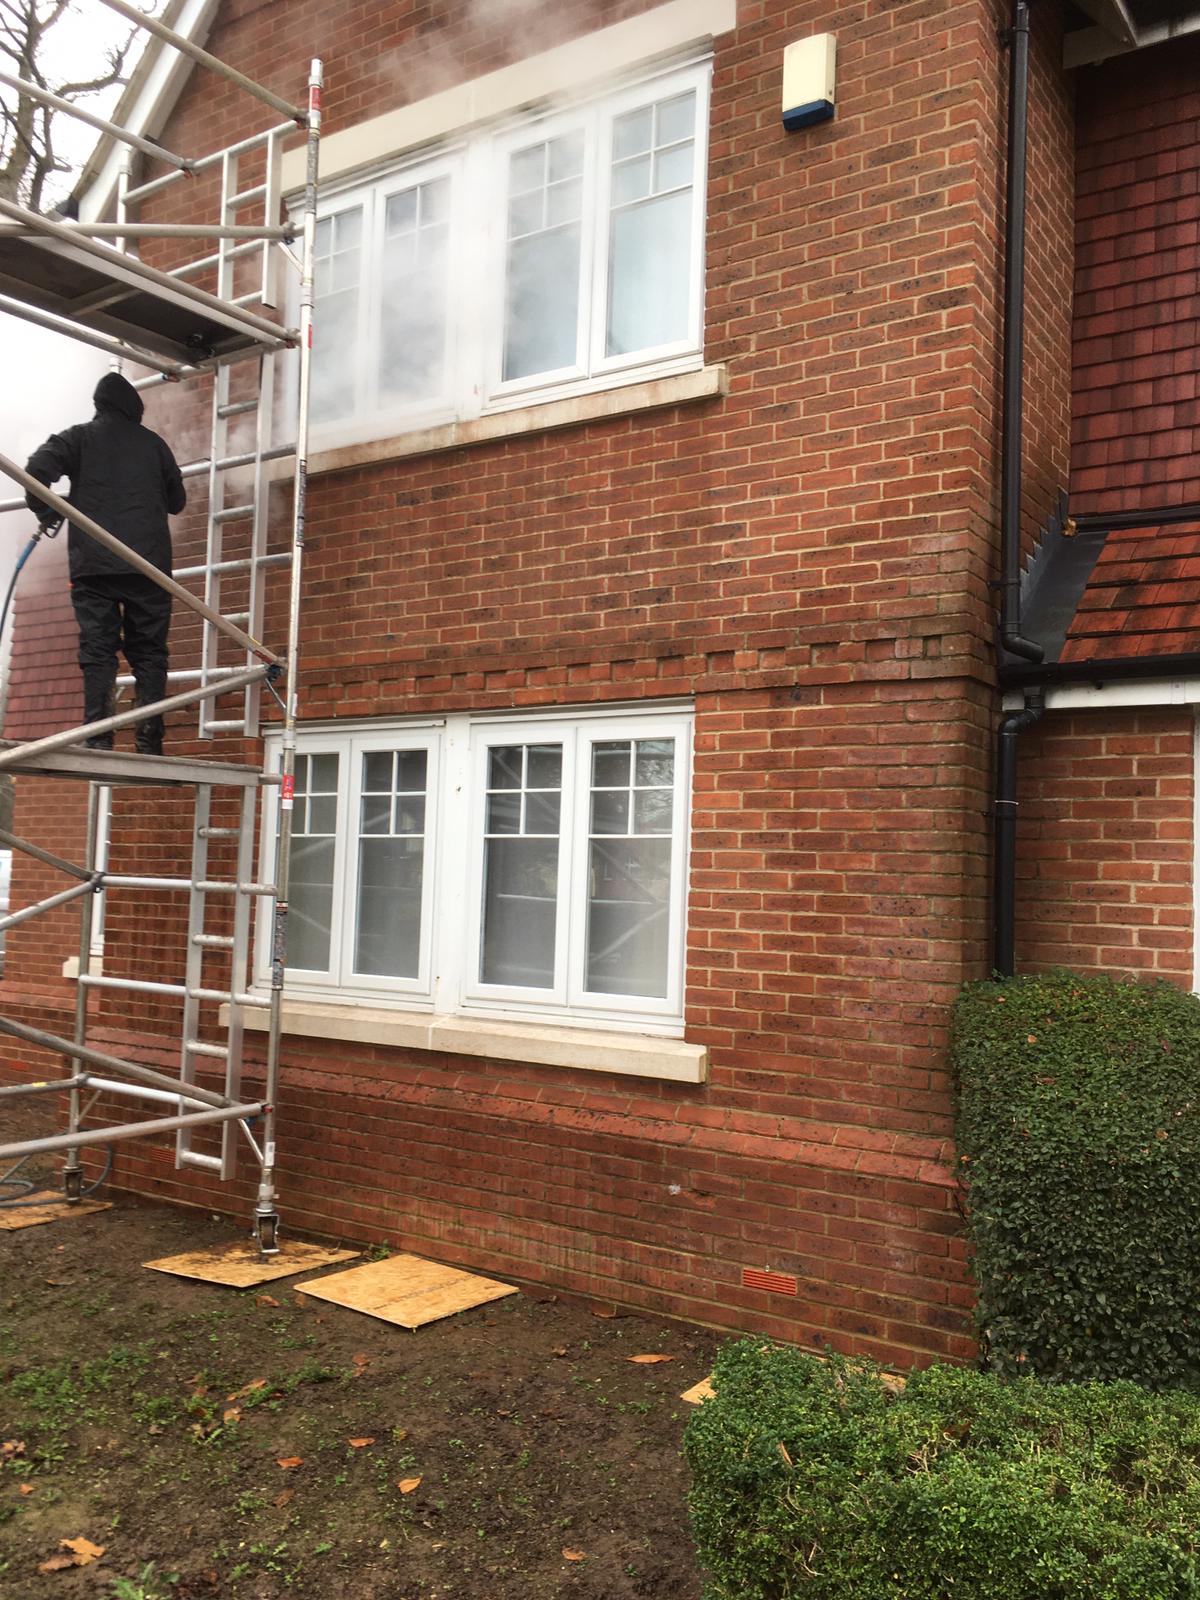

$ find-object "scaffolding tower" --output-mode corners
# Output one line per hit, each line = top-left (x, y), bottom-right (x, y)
(0, 3), (321, 1253)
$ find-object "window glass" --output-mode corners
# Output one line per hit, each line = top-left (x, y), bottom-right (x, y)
(287, 751), (339, 971)
(480, 742), (563, 987)
(380, 176), (451, 405)
(354, 749), (428, 978)
(312, 208), (363, 422)
(502, 131), (584, 381)
(606, 91), (695, 357)
(585, 737), (675, 996)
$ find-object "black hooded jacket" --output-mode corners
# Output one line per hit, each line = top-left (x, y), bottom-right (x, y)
(25, 373), (186, 581)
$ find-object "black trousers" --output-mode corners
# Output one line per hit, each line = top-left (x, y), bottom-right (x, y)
(71, 574), (171, 748)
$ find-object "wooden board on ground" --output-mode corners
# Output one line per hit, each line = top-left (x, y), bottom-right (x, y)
(144, 1239), (358, 1287)
(0, 1193), (111, 1231)
(680, 1376), (715, 1404)
(294, 1253), (519, 1329)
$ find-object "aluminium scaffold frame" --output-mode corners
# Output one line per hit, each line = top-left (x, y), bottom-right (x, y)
(0, 2), (323, 1253)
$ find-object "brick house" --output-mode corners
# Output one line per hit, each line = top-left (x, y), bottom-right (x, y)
(0, 0), (1196, 1368)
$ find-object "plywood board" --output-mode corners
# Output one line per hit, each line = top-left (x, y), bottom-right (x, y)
(294, 1253), (518, 1329)
(680, 1376), (715, 1405)
(0, 1193), (111, 1231)
(144, 1239), (358, 1287)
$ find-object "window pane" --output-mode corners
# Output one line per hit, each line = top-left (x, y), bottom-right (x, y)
(288, 837), (336, 970)
(585, 837), (671, 997)
(287, 748), (339, 974)
(503, 133), (583, 382)
(591, 789), (629, 835)
(635, 739), (675, 787)
(480, 837), (558, 987)
(363, 751), (392, 791)
(634, 788), (673, 833)
(613, 105), (652, 160)
(352, 746), (429, 979)
(607, 187), (692, 356)
(504, 227), (581, 380)
(489, 747), (523, 789)
(612, 155), (651, 207)
(655, 141), (694, 193)
(355, 837), (423, 977)
(487, 792), (521, 834)
(657, 91), (695, 147)
(312, 206), (362, 423)
(592, 741), (630, 787)
(480, 740), (563, 988)
(526, 744), (562, 789)
(380, 177), (450, 406)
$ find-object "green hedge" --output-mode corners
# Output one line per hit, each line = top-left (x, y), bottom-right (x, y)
(685, 1339), (1200, 1600)
(952, 971), (1200, 1386)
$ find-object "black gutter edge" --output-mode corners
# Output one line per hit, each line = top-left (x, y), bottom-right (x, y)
(1000, 651), (1200, 689)
(1071, 501), (1200, 534)
(993, 688), (1045, 979)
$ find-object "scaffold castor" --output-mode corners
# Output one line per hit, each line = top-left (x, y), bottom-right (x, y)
(254, 1211), (280, 1255)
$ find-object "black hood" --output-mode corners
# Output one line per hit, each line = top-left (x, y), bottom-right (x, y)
(93, 372), (144, 423)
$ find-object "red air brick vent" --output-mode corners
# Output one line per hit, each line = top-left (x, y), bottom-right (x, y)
(742, 1268), (799, 1296)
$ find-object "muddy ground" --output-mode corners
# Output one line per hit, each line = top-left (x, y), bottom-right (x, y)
(0, 1101), (720, 1600)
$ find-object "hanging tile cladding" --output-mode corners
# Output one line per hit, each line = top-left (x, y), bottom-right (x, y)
(1061, 521), (1200, 661)
(1015, 708), (1195, 980)
(1072, 34), (1200, 516)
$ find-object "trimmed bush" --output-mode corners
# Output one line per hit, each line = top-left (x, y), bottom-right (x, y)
(685, 1339), (1200, 1600)
(952, 970), (1200, 1386)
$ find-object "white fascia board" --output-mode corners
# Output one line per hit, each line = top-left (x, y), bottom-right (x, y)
(1003, 678), (1200, 712)
(282, 0), (737, 194)
(79, 0), (220, 223)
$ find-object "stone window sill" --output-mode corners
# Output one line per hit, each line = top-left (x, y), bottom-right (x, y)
(227, 998), (708, 1084)
(308, 365), (727, 480)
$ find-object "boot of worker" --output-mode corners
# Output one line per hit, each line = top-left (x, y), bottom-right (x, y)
(81, 668), (115, 752)
(133, 672), (166, 757)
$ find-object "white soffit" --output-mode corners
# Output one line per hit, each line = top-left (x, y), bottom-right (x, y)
(281, 0), (738, 194)
(1066, 1), (1200, 67)
(1003, 680), (1200, 712)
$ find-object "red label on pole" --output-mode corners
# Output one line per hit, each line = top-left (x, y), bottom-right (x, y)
(311, 86), (323, 110)
(281, 774), (295, 800)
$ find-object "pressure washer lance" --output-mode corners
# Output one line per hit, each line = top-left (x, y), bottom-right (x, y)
(0, 515), (63, 648)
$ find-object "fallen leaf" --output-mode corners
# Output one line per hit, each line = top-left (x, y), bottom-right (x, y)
(38, 1555), (76, 1574)
(348, 1437), (375, 1448)
(397, 1476), (422, 1495)
(274, 1489), (294, 1508)
(590, 1307), (617, 1319)
(392, 1427), (408, 1442)
(777, 1440), (794, 1467)
(276, 1456), (304, 1470)
(255, 1294), (280, 1308)
(1, 1440), (25, 1459)
(226, 1379), (267, 1403)
(628, 1354), (675, 1364)
(18, 1483), (34, 1496)
(61, 1538), (104, 1565)
(223, 1408), (241, 1425)
(551, 1346), (568, 1358)
(563, 1548), (586, 1562)
(351, 1351), (371, 1375)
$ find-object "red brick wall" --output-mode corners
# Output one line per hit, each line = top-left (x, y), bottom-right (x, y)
(0, 0), (1083, 1365)
(1072, 35), (1200, 516)
(1015, 707), (1195, 980)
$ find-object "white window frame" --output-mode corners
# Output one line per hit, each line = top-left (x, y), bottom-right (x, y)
(259, 705), (693, 1035)
(302, 53), (710, 451)
(258, 726), (441, 1002)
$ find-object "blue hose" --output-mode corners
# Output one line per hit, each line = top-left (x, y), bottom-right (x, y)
(0, 519), (62, 649)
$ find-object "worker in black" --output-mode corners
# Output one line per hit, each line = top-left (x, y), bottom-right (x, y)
(25, 372), (186, 755)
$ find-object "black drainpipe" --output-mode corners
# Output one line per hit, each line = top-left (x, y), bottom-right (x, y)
(992, 0), (1046, 976)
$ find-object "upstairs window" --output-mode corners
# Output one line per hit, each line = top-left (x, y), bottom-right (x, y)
(308, 58), (709, 445)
